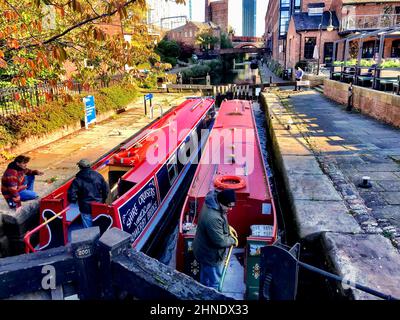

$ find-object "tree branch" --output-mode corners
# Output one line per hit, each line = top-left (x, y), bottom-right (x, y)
(9, 0), (138, 51)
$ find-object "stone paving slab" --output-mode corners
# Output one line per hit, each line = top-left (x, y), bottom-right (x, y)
(372, 206), (400, 229)
(322, 232), (400, 300)
(376, 180), (400, 192)
(293, 200), (361, 240)
(273, 136), (312, 156)
(287, 174), (342, 201)
(381, 192), (400, 205)
(353, 163), (400, 172)
(281, 155), (323, 175)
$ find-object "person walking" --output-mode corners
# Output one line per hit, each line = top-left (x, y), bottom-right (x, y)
(1, 155), (44, 209)
(193, 189), (238, 290)
(67, 159), (109, 228)
(295, 67), (304, 91)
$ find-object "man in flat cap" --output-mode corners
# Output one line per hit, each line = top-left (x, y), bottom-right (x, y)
(67, 159), (109, 228)
(193, 189), (238, 290)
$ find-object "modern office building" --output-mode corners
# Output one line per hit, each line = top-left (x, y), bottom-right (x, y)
(242, 0), (257, 36)
(205, 0), (267, 36)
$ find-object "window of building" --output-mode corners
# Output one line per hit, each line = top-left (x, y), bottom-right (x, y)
(294, 0), (301, 12)
(281, 0), (290, 8)
(362, 40), (380, 58)
(189, 30), (193, 37)
(392, 40), (400, 58)
(279, 10), (290, 36)
(324, 42), (334, 65)
(185, 31), (188, 37)
(304, 37), (316, 59)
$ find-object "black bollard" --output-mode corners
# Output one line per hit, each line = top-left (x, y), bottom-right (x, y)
(347, 83), (353, 112)
(98, 228), (133, 299)
(71, 227), (101, 300)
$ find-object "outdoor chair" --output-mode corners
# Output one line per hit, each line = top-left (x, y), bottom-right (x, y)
(392, 76), (400, 95)
(374, 69), (400, 91)
(355, 66), (375, 87)
(331, 66), (342, 81)
(341, 67), (356, 83)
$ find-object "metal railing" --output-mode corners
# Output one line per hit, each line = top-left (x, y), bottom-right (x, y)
(341, 14), (400, 31)
(0, 75), (124, 117)
(23, 206), (69, 253)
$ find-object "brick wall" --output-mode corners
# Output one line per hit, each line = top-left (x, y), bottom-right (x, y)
(166, 23), (221, 51)
(265, 0), (282, 65)
(324, 79), (400, 127)
(286, 19), (341, 69)
(210, 0), (229, 32)
(302, 0), (334, 12)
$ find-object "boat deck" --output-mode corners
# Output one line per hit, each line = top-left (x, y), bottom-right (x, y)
(220, 248), (246, 299)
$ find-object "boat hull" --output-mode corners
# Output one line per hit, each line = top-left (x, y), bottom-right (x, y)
(176, 99), (278, 299)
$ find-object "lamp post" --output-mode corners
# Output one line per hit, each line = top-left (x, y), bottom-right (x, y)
(317, 11), (334, 75)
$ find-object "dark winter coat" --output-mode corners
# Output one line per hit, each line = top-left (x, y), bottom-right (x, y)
(193, 191), (235, 266)
(1, 162), (40, 204)
(67, 168), (109, 215)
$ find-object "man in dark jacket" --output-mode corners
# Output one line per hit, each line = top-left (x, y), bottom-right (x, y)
(1, 155), (44, 209)
(67, 159), (109, 228)
(193, 189), (238, 290)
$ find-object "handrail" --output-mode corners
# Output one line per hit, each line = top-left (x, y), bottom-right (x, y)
(24, 206), (70, 254)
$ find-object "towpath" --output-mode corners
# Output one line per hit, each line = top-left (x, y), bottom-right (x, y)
(282, 89), (400, 246)
(0, 92), (191, 213)
(266, 87), (400, 299)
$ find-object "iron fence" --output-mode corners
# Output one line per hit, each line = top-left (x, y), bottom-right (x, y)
(0, 75), (125, 117)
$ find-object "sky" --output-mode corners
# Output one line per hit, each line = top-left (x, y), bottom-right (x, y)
(177, 0), (269, 37)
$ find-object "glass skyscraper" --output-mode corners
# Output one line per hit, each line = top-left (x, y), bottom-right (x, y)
(242, 0), (256, 37)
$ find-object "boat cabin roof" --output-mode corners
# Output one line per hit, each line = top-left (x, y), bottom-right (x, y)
(188, 99), (271, 202)
(42, 98), (214, 202)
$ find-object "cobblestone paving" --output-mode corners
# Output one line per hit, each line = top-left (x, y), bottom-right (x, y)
(281, 89), (400, 250)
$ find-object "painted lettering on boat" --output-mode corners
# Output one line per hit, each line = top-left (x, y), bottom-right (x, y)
(118, 178), (159, 240)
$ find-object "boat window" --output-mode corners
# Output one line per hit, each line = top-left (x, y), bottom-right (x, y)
(167, 155), (178, 185)
(117, 180), (136, 198)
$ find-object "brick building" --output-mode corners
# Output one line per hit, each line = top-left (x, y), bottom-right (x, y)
(285, 3), (340, 70)
(205, 0), (229, 33)
(265, 0), (400, 71)
(166, 21), (222, 52)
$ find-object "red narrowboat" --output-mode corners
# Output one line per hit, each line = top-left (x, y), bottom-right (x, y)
(176, 99), (278, 299)
(24, 98), (216, 254)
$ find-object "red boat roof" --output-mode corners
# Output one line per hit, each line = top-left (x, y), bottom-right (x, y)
(119, 98), (214, 184)
(188, 99), (271, 201)
(42, 98), (215, 201)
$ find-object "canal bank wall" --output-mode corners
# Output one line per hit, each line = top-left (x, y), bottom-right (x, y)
(261, 92), (400, 300)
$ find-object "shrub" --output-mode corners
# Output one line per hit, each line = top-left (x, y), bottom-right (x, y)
(162, 56), (178, 67)
(333, 61), (344, 66)
(359, 59), (375, 67)
(344, 59), (357, 66)
(380, 59), (400, 68)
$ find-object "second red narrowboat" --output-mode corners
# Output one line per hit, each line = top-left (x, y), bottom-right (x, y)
(176, 99), (278, 299)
